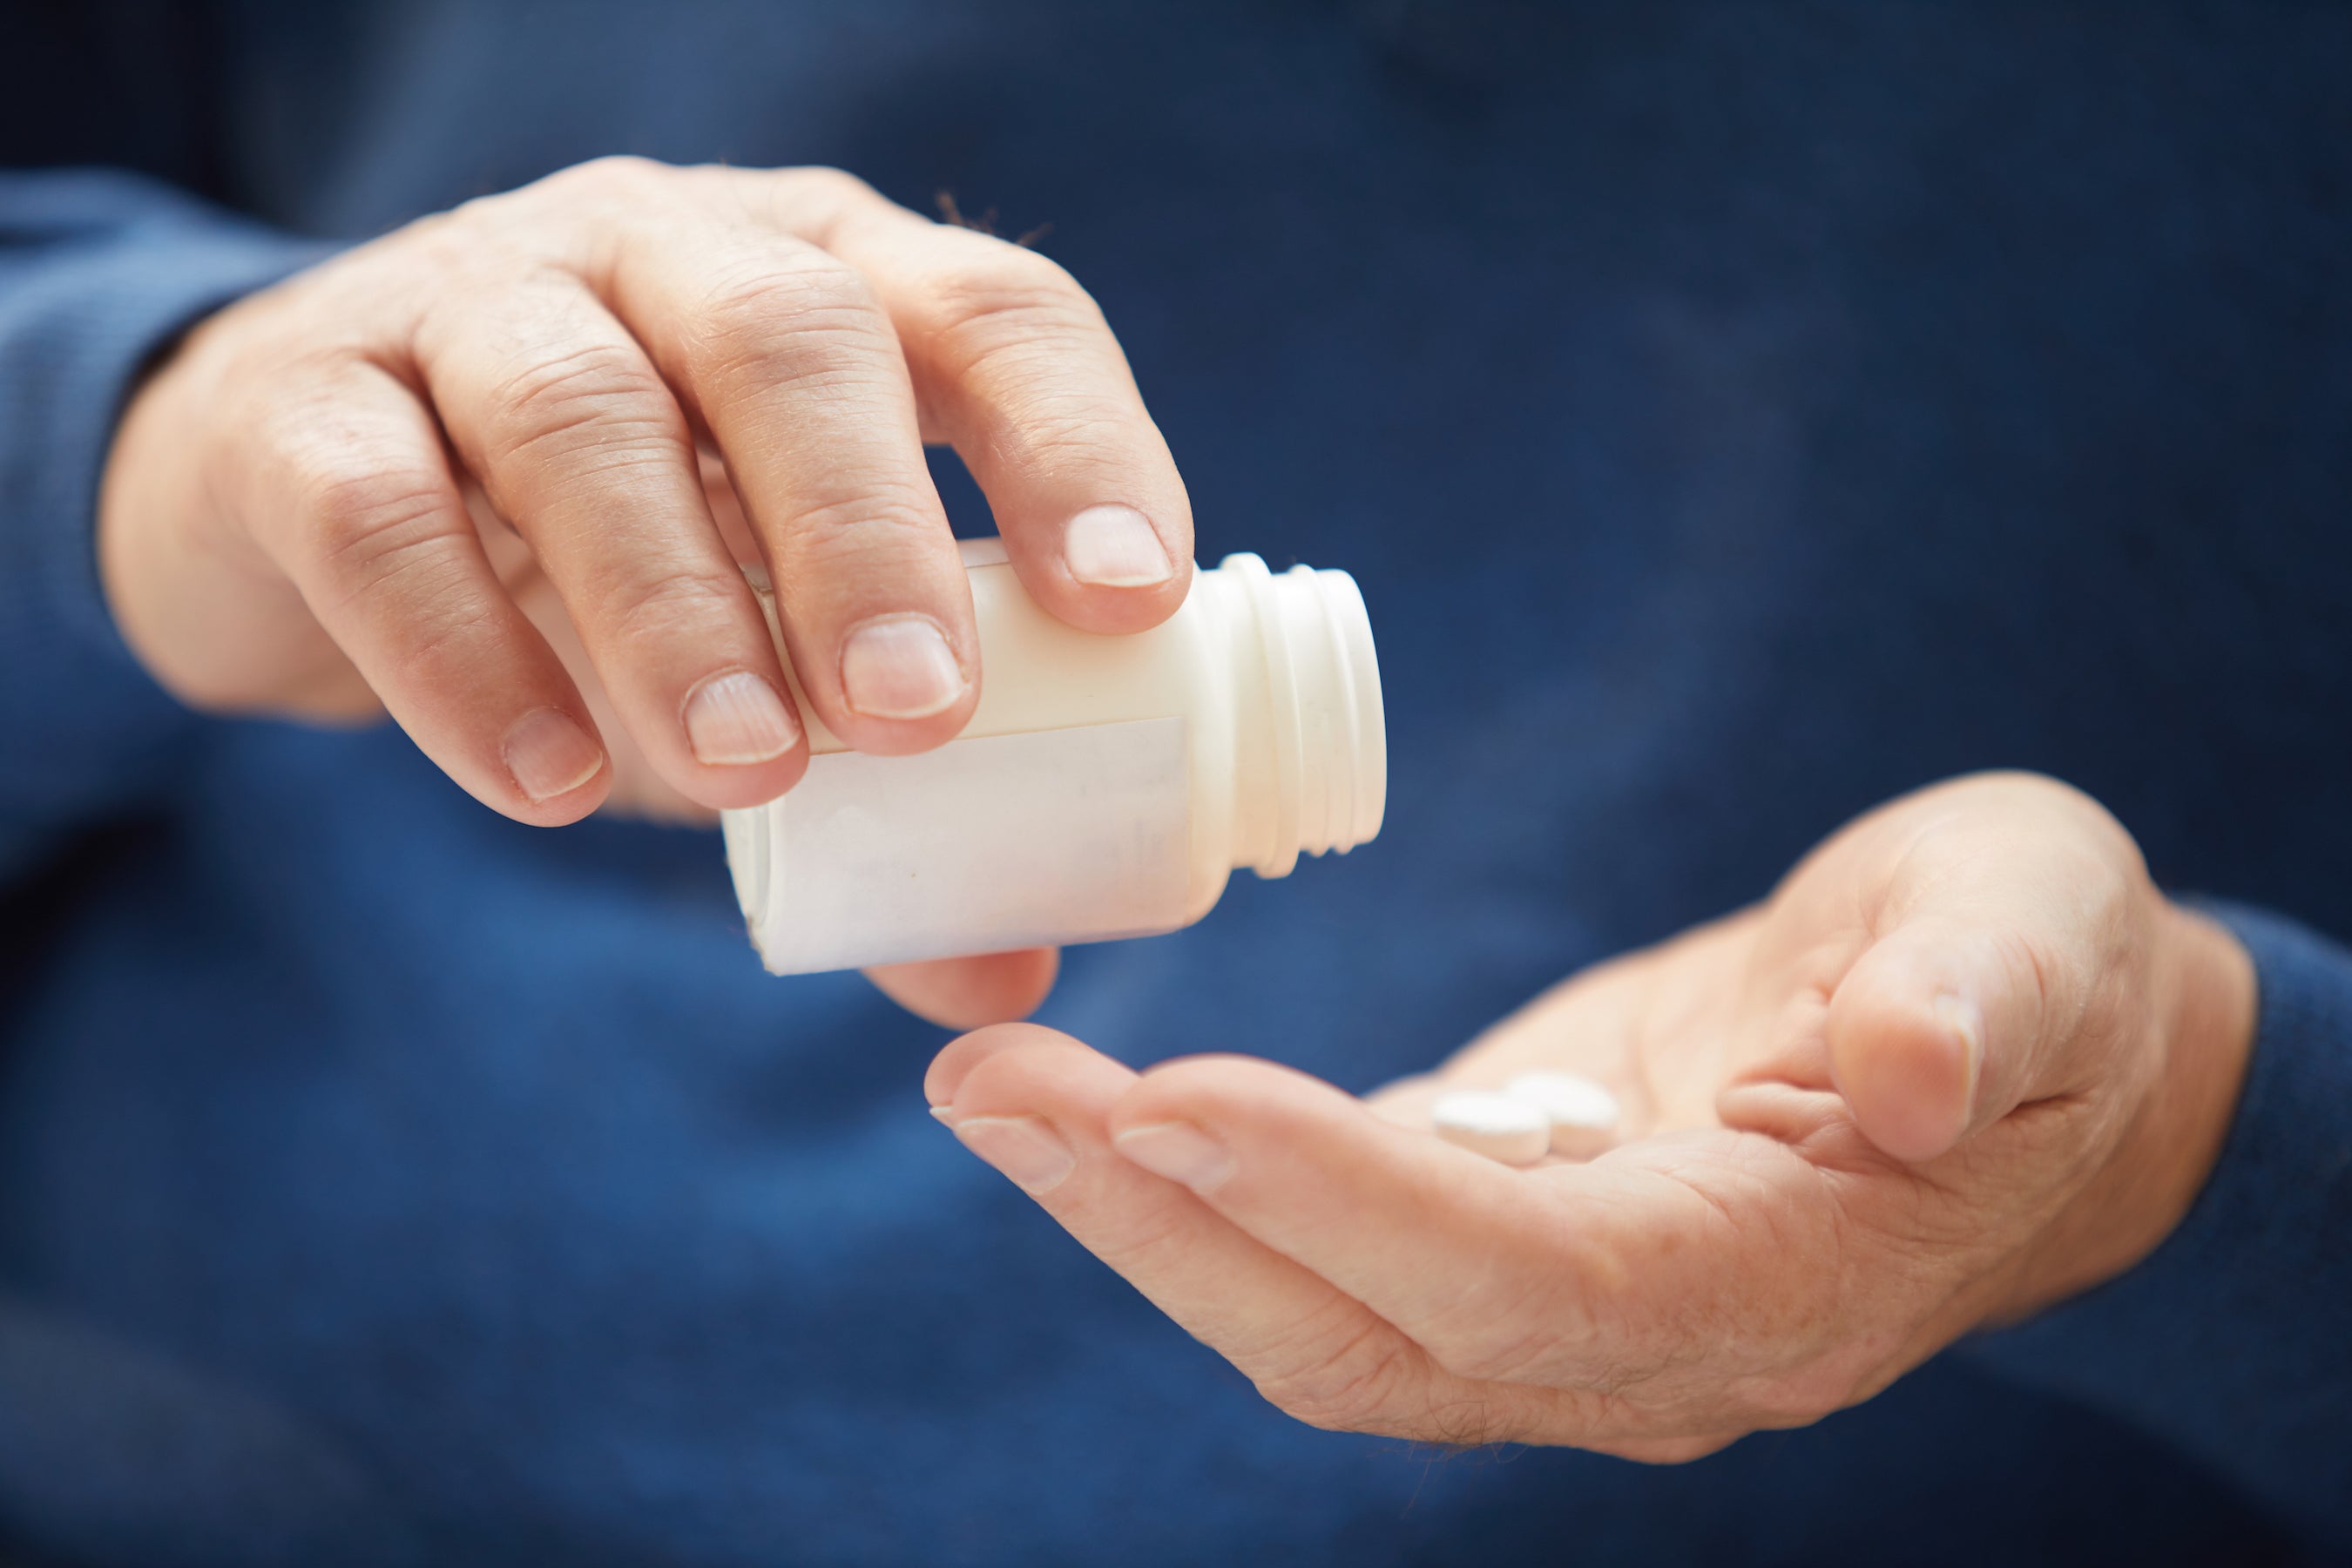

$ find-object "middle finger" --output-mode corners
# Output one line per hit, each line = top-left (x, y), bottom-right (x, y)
(602, 190), (979, 756)
(929, 1027), (1556, 1441)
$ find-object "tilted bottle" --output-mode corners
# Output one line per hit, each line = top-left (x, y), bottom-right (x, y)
(721, 537), (1385, 974)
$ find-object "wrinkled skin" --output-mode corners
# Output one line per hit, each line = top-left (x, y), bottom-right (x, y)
(929, 774), (2256, 1458)
(100, 156), (1193, 1024)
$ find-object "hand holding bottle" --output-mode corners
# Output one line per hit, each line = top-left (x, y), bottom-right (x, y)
(100, 157), (1193, 828)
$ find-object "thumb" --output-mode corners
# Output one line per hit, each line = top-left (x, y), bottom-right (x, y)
(1824, 917), (2058, 1162)
(1821, 781), (2146, 1162)
(864, 948), (1061, 1031)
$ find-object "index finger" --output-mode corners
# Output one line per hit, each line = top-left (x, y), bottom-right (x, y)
(929, 1026), (1562, 1443)
(589, 172), (978, 757)
(733, 167), (1195, 636)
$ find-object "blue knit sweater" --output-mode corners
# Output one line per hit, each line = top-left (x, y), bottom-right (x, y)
(2, 4), (2347, 1563)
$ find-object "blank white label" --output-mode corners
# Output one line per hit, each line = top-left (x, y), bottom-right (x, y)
(747, 718), (1193, 973)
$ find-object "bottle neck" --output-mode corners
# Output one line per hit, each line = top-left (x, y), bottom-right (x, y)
(1218, 553), (1387, 879)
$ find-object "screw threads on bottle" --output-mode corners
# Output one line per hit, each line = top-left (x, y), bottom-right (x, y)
(1223, 553), (1387, 880)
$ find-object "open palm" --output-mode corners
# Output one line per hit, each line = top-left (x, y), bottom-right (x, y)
(926, 774), (2251, 1456)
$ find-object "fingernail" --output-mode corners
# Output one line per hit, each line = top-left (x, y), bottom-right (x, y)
(928, 1105), (957, 1124)
(501, 706), (603, 802)
(1933, 993), (1985, 1124)
(1112, 1121), (1233, 1193)
(1063, 504), (1173, 588)
(683, 670), (800, 766)
(954, 1115), (1077, 1194)
(840, 616), (967, 720)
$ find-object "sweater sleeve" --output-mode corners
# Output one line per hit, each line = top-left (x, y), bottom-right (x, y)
(0, 169), (335, 884)
(1959, 902), (2352, 1550)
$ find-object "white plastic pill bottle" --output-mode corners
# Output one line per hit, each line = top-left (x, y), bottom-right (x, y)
(720, 538), (1386, 974)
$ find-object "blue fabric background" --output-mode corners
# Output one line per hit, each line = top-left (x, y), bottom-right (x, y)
(2, 4), (2348, 1563)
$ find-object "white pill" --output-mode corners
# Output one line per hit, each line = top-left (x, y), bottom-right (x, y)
(1503, 1071), (1621, 1159)
(1431, 1091), (1552, 1166)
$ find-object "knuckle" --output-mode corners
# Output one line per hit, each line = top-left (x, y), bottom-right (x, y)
(548, 153), (669, 200)
(600, 565), (751, 652)
(474, 157), (677, 253)
(293, 457), (465, 603)
(760, 165), (888, 244)
(940, 244), (1087, 314)
(480, 343), (679, 470)
(983, 402), (1132, 476)
(284, 439), (443, 536)
(694, 253), (889, 388)
(1986, 924), (2057, 1028)
(781, 164), (879, 206)
(917, 251), (1102, 380)
(770, 486), (946, 563)
(1977, 769), (2117, 835)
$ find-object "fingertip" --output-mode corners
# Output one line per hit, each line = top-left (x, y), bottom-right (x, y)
(672, 743), (810, 813)
(923, 1020), (1070, 1109)
(1059, 564), (1196, 636)
(950, 1024), (1138, 1122)
(1062, 503), (1175, 588)
(1055, 502), (1193, 631)
(502, 767), (613, 828)
(495, 705), (612, 825)
(1827, 982), (1981, 1163)
(873, 947), (1060, 1031)
(672, 668), (810, 808)
(1010, 510), (1194, 637)
(829, 706), (982, 760)
(826, 611), (978, 755)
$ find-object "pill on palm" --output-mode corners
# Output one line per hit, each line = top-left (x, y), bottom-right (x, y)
(1503, 1071), (1620, 1158)
(1430, 1091), (1551, 1166)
